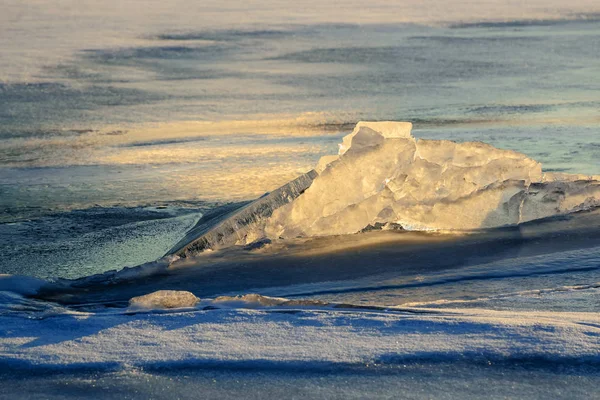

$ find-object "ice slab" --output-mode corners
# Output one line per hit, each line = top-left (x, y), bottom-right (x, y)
(168, 171), (317, 257)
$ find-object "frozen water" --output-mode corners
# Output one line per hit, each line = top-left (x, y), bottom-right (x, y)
(266, 122), (600, 236)
(172, 122), (600, 256)
(129, 290), (200, 309)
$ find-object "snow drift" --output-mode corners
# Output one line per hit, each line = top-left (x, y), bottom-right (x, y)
(172, 121), (600, 257)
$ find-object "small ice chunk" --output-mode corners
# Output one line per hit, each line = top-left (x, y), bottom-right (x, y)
(213, 293), (289, 308)
(339, 121), (413, 156)
(129, 290), (200, 309)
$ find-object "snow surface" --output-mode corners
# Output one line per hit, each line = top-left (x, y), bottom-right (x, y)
(1, 295), (599, 371)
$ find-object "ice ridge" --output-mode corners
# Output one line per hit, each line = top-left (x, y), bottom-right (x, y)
(171, 121), (600, 256)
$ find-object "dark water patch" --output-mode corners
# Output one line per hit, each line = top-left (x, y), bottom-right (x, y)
(271, 45), (425, 64)
(450, 15), (600, 29)
(409, 35), (543, 43)
(117, 137), (209, 148)
(0, 128), (98, 140)
(81, 44), (233, 66)
(154, 23), (375, 43)
(155, 29), (291, 42)
(0, 82), (165, 130)
(75, 44), (245, 82)
(152, 67), (239, 81)
(269, 59), (507, 95)
(42, 63), (106, 82)
(410, 118), (497, 127)
(466, 104), (554, 115)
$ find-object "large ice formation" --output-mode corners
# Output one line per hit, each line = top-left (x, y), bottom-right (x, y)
(267, 122), (600, 236)
(170, 122), (600, 257)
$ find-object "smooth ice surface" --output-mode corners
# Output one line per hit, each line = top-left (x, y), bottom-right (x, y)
(267, 122), (600, 237)
(0, 205), (205, 279)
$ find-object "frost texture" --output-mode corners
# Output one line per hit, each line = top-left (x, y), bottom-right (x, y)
(129, 290), (200, 309)
(266, 121), (600, 236)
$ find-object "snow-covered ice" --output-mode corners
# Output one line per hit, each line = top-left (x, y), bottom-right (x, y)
(129, 290), (200, 309)
(0, 274), (49, 296)
(1, 295), (599, 372)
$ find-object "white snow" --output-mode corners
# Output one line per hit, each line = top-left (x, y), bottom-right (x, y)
(1, 300), (599, 371)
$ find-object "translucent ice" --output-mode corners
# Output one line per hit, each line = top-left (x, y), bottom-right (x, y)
(266, 122), (600, 236)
